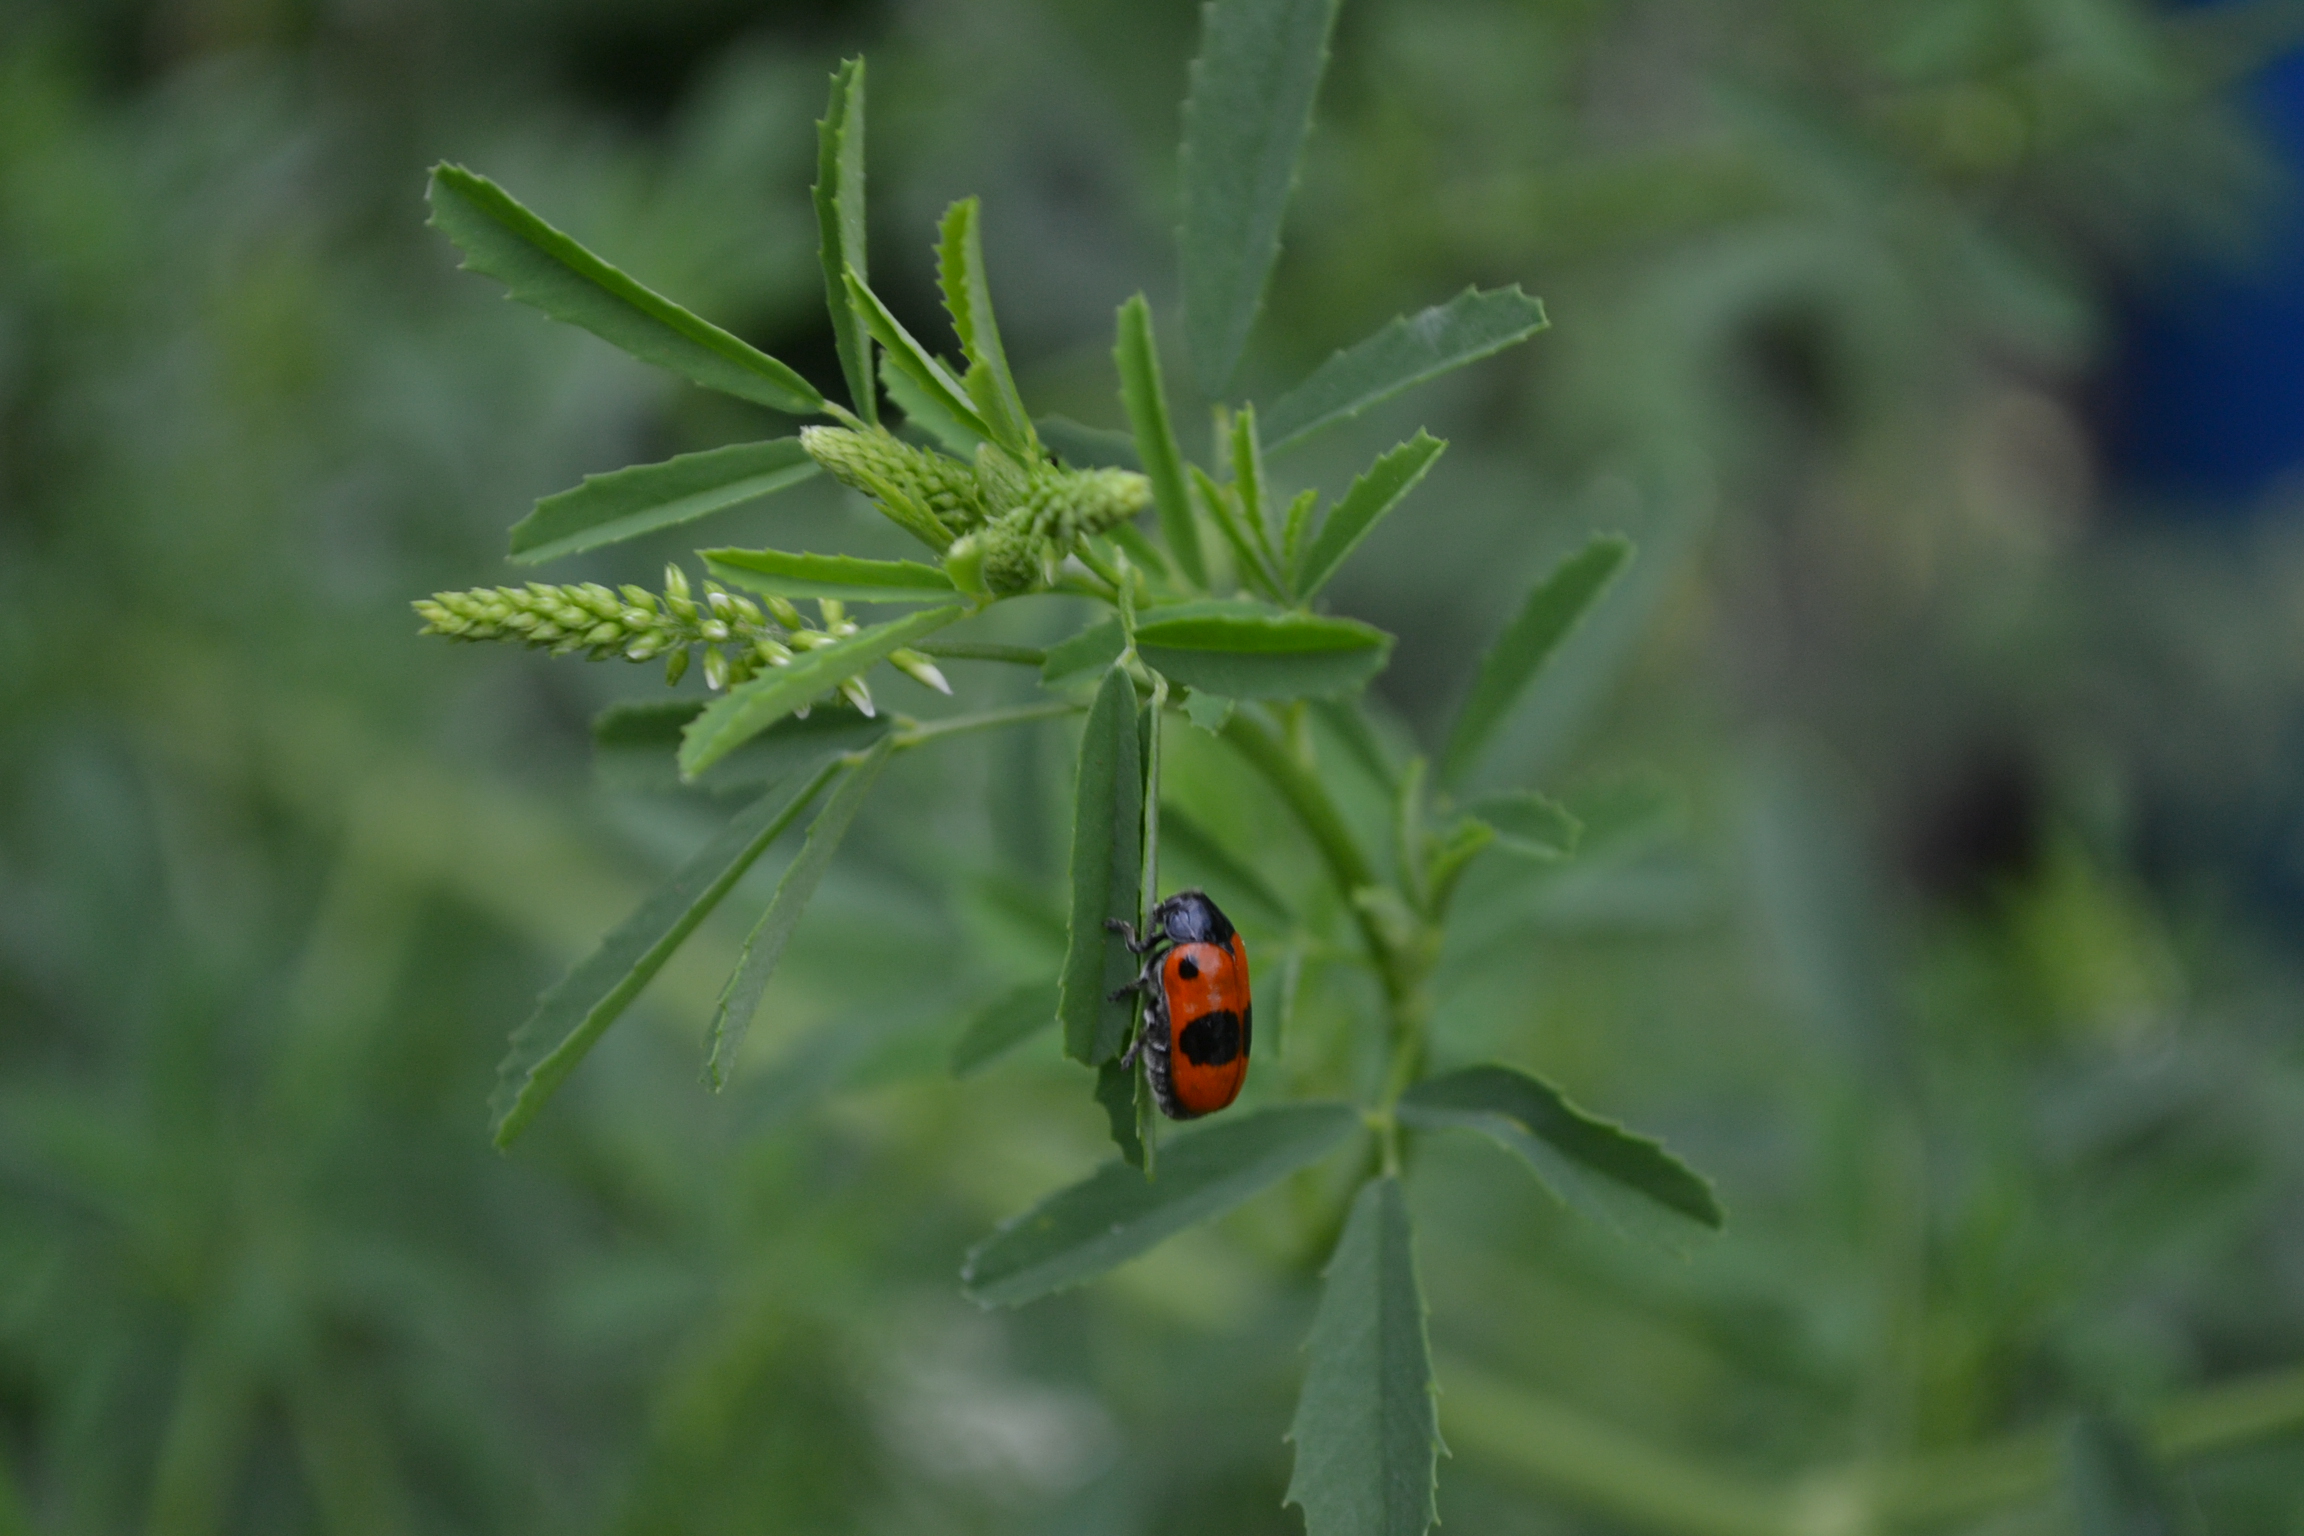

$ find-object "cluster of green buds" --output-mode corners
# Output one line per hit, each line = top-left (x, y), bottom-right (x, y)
(412, 566), (950, 713)
(799, 426), (1151, 597)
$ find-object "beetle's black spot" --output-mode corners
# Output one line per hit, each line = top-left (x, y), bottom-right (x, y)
(1176, 954), (1200, 981)
(1178, 1009), (1242, 1067)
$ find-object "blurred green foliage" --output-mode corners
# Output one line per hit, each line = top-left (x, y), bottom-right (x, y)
(8, 0), (2304, 1532)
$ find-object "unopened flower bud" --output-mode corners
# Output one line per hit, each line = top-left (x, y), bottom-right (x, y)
(702, 647), (729, 690)
(889, 648), (952, 695)
(839, 676), (875, 717)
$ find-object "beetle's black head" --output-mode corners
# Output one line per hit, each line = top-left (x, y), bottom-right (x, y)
(1156, 889), (1235, 945)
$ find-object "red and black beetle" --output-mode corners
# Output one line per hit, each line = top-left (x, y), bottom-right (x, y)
(1108, 890), (1251, 1119)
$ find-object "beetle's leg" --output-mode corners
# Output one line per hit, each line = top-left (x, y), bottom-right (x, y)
(1104, 916), (1163, 955)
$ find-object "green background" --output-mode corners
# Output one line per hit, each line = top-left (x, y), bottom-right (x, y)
(7, 0), (2304, 1529)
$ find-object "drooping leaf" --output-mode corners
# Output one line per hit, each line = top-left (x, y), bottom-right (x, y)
(937, 198), (1037, 458)
(961, 1102), (1363, 1305)
(883, 350), (983, 455)
(592, 699), (886, 797)
(427, 164), (824, 415)
(1134, 599), (1393, 699)
(1156, 804), (1293, 931)
(845, 268), (995, 442)
(702, 736), (897, 1088)
(1040, 617), (1127, 690)
(1114, 295), (1206, 584)
(705, 547), (958, 603)
(1284, 1177), (1441, 1536)
(488, 760), (845, 1147)
(1398, 1064), (1722, 1236)
(2065, 1415), (2192, 1536)
(1179, 0), (1346, 396)
(1059, 666), (1144, 1064)
(1038, 416), (1142, 471)
(1095, 1058), (1147, 1169)
(679, 605), (964, 777)
(950, 981), (1059, 1077)
(1438, 534), (1633, 790)
(814, 59), (875, 425)
(1191, 465), (1287, 603)
(508, 439), (821, 565)
(1261, 286), (1550, 454)
(1462, 791), (1581, 860)
(1295, 433), (1445, 598)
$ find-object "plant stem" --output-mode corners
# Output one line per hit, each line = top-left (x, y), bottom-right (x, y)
(889, 699), (1082, 749)
(914, 640), (1047, 666)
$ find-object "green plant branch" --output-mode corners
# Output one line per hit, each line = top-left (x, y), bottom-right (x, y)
(890, 699), (1082, 749)
(915, 640), (1047, 665)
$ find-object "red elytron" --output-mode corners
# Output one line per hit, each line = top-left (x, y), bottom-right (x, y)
(1108, 890), (1252, 1119)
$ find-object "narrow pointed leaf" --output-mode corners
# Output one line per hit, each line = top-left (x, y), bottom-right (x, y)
(1179, 0), (1345, 396)
(1134, 599), (1392, 699)
(509, 439), (820, 565)
(1262, 286), (1550, 455)
(1296, 432), (1445, 597)
(703, 736), (896, 1088)
(846, 269), (995, 443)
(1191, 465), (1287, 602)
(962, 1102), (1362, 1304)
(1039, 415), (1142, 471)
(814, 59), (876, 425)
(1115, 295), (1205, 583)
(1398, 1064), (1722, 1235)
(488, 761), (844, 1147)
(937, 198), (1036, 458)
(1230, 406), (1279, 571)
(428, 164), (824, 415)
(883, 350), (984, 455)
(1281, 487), (1318, 569)
(705, 547), (958, 603)
(1438, 535), (1632, 789)
(1059, 666), (1144, 1064)
(1285, 1177), (1441, 1536)
(950, 981), (1058, 1077)
(1461, 791), (1581, 860)
(680, 605), (963, 777)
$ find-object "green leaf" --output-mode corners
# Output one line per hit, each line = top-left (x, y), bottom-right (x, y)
(950, 981), (1058, 1077)
(508, 440), (821, 565)
(1038, 416), (1142, 471)
(1156, 804), (1293, 931)
(488, 760), (844, 1147)
(1462, 791), (1581, 860)
(1179, 0), (1345, 396)
(1114, 295), (1205, 585)
(1295, 433), (1445, 598)
(1438, 534), (1633, 790)
(937, 198), (1037, 459)
(814, 59), (875, 425)
(592, 699), (886, 797)
(427, 164), (825, 416)
(1095, 1058), (1147, 1169)
(1261, 286), (1550, 455)
(845, 268), (995, 443)
(1191, 465), (1287, 603)
(883, 350), (983, 455)
(1040, 617), (1126, 690)
(1281, 487), (1318, 570)
(1059, 666), (1144, 1064)
(1398, 1064), (1722, 1235)
(702, 736), (896, 1089)
(1284, 1177), (1441, 1536)
(679, 605), (963, 777)
(961, 1102), (1363, 1304)
(1230, 405), (1280, 573)
(1135, 599), (1393, 700)
(2065, 1416), (2192, 1536)
(705, 547), (958, 603)
(1182, 688), (1237, 735)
